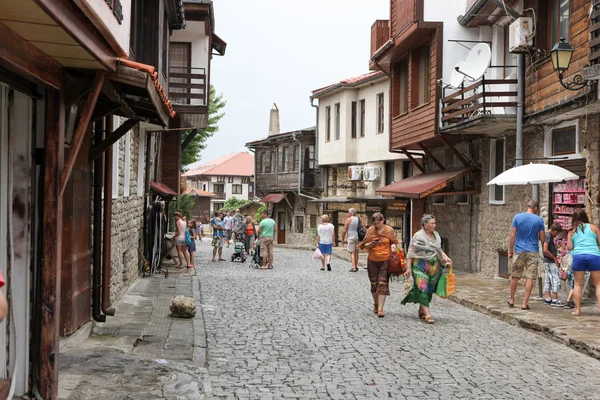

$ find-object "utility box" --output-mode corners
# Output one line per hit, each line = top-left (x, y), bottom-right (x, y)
(509, 17), (533, 53)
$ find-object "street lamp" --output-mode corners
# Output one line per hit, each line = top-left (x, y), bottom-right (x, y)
(551, 38), (591, 91)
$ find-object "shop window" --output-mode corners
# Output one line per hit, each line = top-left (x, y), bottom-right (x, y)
(489, 139), (505, 204)
(295, 216), (304, 233)
(498, 251), (509, 278)
(552, 126), (576, 156)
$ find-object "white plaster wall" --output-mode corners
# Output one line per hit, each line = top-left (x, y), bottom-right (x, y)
(170, 21), (210, 106)
(317, 79), (404, 167)
(74, 0), (132, 56)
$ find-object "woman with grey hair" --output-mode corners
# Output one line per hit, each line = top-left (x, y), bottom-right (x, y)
(401, 214), (452, 324)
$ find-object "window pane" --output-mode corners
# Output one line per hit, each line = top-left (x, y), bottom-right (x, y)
(552, 127), (576, 155)
(559, 0), (569, 41)
(335, 103), (340, 140)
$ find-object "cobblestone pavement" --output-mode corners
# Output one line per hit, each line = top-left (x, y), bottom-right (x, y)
(197, 241), (600, 400)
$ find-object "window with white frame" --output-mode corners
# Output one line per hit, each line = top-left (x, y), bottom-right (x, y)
(489, 138), (506, 204)
(232, 184), (242, 194)
(431, 149), (445, 205)
(544, 120), (579, 159)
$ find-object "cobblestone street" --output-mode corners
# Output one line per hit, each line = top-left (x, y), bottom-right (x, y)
(198, 242), (600, 400)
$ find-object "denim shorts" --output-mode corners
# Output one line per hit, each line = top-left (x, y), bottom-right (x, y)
(572, 254), (600, 272)
(318, 243), (332, 255)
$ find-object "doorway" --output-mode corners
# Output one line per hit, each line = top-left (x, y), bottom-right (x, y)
(277, 212), (286, 243)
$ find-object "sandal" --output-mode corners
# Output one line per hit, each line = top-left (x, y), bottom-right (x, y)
(424, 316), (435, 324)
(507, 300), (514, 308)
(418, 312), (426, 320)
(373, 304), (378, 314)
(377, 309), (385, 318)
(349, 268), (358, 272)
(521, 306), (530, 310)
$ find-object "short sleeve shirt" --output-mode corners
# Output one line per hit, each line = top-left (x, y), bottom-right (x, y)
(511, 212), (545, 253)
(259, 218), (276, 238)
(543, 232), (557, 263)
(223, 216), (233, 230)
(317, 223), (335, 245)
(211, 217), (224, 238)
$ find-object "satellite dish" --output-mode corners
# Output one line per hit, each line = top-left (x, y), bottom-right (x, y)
(450, 61), (466, 88)
(462, 43), (491, 81)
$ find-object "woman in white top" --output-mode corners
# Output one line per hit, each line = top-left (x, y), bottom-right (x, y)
(174, 212), (190, 267)
(316, 214), (335, 271)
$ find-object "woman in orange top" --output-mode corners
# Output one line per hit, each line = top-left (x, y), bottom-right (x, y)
(244, 216), (257, 256)
(358, 212), (400, 318)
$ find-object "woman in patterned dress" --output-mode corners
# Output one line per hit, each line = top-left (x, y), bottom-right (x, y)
(401, 214), (452, 324)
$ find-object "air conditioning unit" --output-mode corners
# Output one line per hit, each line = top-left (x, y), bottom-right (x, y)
(509, 17), (533, 53)
(363, 167), (381, 181)
(347, 165), (363, 181)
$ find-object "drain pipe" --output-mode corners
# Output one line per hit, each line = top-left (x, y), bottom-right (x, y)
(92, 119), (106, 322)
(516, 53), (525, 167)
(292, 133), (319, 200)
(102, 117), (115, 317)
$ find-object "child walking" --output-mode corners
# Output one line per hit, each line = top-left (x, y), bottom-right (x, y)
(187, 220), (197, 268)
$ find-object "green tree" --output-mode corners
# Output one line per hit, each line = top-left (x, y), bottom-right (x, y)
(168, 194), (195, 230)
(255, 204), (266, 222)
(181, 85), (226, 168)
(220, 196), (252, 212)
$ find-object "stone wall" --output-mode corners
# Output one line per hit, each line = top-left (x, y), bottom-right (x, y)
(327, 165), (368, 198)
(109, 126), (147, 302)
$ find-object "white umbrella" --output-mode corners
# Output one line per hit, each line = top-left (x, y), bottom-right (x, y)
(487, 163), (579, 186)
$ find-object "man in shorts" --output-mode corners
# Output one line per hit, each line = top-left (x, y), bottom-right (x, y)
(211, 211), (225, 261)
(508, 200), (545, 309)
(341, 208), (360, 272)
(257, 210), (276, 269)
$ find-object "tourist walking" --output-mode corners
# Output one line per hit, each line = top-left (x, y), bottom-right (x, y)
(567, 209), (600, 316)
(223, 211), (233, 247)
(401, 214), (451, 324)
(316, 215), (335, 271)
(543, 223), (564, 306)
(257, 210), (276, 269)
(174, 212), (190, 268)
(342, 208), (360, 272)
(245, 216), (257, 256)
(211, 211), (225, 262)
(358, 212), (399, 318)
(187, 220), (197, 268)
(508, 200), (545, 310)
(196, 221), (204, 242)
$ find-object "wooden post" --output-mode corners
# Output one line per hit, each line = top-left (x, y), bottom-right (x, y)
(40, 88), (64, 400)
(418, 143), (445, 170)
(401, 149), (426, 173)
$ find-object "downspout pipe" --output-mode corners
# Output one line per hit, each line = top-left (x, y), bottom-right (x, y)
(144, 130), (152, 261)
(516, 53), (525, 167)
(457, 0), (488, 26)
(102, 118), (115, 317)
(92, 120), (106, 322)
(292, 133), (319, 200)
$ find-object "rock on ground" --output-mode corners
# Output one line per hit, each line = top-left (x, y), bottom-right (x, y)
(170, 295), (196, 318)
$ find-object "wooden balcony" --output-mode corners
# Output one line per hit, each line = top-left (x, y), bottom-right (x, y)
(213, 192), (226, 200)
(168, 66), (209, 129)
(371, 20), (390, 58)
(391, 0), (417, 37)
(440, 78), (518, 136)
(589, 3), (600, 64)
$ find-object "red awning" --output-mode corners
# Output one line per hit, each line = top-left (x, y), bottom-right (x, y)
(376, 168), (472, 199)
(260, 193), (285, 203)
(150, 181), (178, 197)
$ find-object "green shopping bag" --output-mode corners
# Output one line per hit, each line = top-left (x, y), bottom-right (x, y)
(436, 266), (455, 298)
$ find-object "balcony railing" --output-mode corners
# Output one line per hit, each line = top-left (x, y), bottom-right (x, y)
(590, 2), (600, 64)
(440, 78), (518, 127)
(214, 192), (226, 200)
(168, 66), (207, 106)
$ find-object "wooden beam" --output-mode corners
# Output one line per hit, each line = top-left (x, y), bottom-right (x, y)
(59, 72), (105, 196)
(438, 135), (470, 167)
(418, 144), (445, 170)
(401, 149), (426, 173)
(40, 88), (64, 400)
(89, 118), (138, 162)
(182, 129), (200, 152)
(33, 0), (118, 71)
(0, 21), (62, 90)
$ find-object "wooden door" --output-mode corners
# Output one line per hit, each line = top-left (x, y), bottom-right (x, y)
(277, 212), (286, 244)
(411, 199), (425, 236)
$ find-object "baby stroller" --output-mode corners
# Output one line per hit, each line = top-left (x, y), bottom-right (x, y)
(231, 240), (247, 262)
(249, 238), (261, 269)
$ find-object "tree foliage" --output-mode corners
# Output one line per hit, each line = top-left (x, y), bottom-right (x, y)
(255, 204), (267, 222)
(168, 194), (195, 230)
(181, 85), (226, 168)
(219, 196), (252, 212)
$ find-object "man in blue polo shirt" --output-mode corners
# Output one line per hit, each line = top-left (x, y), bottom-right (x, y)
(508, 200), (545, 310)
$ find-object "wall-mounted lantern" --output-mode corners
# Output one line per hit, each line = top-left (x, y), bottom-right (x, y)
(551, 38), (592, 91)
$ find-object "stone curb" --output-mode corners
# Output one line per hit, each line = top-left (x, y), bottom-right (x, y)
(447, 293), (600, 360)
(192, 269), (214, 400)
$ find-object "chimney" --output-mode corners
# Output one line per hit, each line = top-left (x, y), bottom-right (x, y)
(268, 103), (280, 136)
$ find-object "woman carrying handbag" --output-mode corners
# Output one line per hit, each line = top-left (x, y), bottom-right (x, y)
(358, 212), (400, 318)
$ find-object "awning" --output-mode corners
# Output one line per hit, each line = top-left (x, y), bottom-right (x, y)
(376, 168), (473, 199)
(260, 193), (285, 203)
(150, 181), (178, 198)
(308, 196), (350, 203)
(212, 33), (227, 56)
(347, 195), (395, 202)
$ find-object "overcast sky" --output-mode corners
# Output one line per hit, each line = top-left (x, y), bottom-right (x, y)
(192, 0), (389, 167)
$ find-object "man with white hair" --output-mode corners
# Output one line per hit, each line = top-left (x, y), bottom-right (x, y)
(342, 208), (360, 272)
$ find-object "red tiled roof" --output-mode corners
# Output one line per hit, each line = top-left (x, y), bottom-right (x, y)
(312, 71), (385, 97)
(118, 59), (176, 119)
(184, 187), (216, 197)
(150, 181), (178, 197)
(184, 152), (254, 177)
(376, 168), (473, 199)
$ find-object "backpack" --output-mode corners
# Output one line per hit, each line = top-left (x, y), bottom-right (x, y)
(357, 218), (367, 242)
(185, 229), (192, 246)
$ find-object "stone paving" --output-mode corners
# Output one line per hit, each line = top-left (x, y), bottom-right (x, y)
(198, 241), (600, 400)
